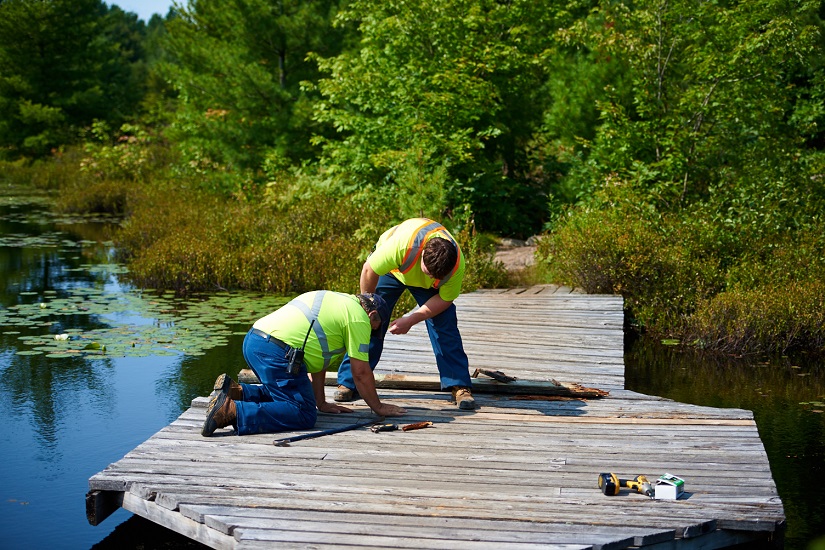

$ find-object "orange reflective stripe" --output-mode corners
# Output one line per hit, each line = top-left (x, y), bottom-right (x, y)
(394, 219), (461, 285)
(398, 220), (441, 273)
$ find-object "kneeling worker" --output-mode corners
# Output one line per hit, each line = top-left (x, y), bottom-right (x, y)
(202, 291), (407, 437)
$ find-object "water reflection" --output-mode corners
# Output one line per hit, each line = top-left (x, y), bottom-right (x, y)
(0, 186), (285, 547)
(625, 335), (825, 549)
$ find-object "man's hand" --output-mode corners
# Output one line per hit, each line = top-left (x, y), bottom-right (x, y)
(389, 295), (452, 335)
(311, 369), (352, 413)
(351, 359), (407, 417)
(373, 403), (407, 417)
(317, 402), (353, 414)
(389, 316), (414, 335)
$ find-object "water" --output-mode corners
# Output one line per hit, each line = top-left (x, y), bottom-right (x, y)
(1, 183), (824, 548)
(0, 186), (268, 548)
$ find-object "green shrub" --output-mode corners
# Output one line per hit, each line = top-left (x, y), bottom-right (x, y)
(0, 124), (178, 216)
(453, 224), (511, 292)
(0, 148), (86, 190)
(538, 206), (723, 330)
(724, 228), (825, 290)
(55, 178), (136, 215)
(538, 182), (825, 354)
(686, 281), (825, 355)
(79, 122), (159, 183)
(116, 173), (513, 297)
(116, 187), (378, 294)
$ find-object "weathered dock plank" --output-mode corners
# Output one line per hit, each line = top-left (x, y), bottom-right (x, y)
(88, 284), (785, 548)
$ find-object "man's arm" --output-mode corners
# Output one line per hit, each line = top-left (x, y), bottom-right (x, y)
(389, 294), (451, 335)
(359, 261), (380, 294)
(310, 369), (352, 414)
(351, 358), (406, 417)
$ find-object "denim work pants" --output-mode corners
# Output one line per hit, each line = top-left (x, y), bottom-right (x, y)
(336, 273), (472, 390)
(236, 328), (317, 435)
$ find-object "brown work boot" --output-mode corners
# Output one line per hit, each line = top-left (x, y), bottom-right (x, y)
(333, 385), (359, 402)
(201, 389), (237, 436)
(452, 387), (476, 410)
(214, 372), (243, 400)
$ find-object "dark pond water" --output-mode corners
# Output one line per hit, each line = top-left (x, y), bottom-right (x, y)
(1, 183), (824, 549)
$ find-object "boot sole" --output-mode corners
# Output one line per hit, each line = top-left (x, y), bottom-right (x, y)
(214, 373), (231, 393)
(202, 389), (229, 437)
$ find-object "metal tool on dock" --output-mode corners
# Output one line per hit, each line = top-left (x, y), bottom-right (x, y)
(401, 421), (433, 431)
(471, 368), (517, 383)
(273, 418), (380, 446)
(370, 423), (398, 433)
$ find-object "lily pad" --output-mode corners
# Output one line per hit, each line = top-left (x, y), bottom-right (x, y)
(5, 265), (290, 359)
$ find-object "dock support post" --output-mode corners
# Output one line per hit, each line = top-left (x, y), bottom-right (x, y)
(86, 490), (123, 526)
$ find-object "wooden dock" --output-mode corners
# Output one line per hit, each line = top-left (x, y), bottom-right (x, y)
(87, 285), (785, 549)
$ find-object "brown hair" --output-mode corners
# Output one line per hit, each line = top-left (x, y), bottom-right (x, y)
(422, 237), (458, 279)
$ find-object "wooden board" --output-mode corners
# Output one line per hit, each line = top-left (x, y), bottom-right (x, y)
(236, 369), (609, 398)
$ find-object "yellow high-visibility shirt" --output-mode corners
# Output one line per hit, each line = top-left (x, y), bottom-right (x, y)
(367, 218), (465, 302)
(252, 291), (371, 373)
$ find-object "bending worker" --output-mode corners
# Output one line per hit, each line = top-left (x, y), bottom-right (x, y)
(202, 291), (406, 437)
(334, 217), (476, 410)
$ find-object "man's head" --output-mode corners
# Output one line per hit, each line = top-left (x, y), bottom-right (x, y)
(422, 237), (458, 280)
(357, 292), (391, 329)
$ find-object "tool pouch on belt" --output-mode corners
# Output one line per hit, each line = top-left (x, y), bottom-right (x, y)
(284, 347), (304, 375)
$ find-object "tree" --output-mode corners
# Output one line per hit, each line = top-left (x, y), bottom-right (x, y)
(564, 0), (824, 219)
(160, 0), (347, 179)
(312, 0), (571, 236)
(0, 0), (149, 157)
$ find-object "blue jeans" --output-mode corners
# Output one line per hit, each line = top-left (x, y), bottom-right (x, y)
(337, 273), (472, 390)
(236, 328), (317, 435)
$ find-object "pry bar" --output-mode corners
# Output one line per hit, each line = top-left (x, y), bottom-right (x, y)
(472, 368), (517, 383)
(273, 418), (381, 447)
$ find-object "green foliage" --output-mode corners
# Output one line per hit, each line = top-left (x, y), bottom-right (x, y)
(394, 149), (449, 222)
(0, 150), (85, 190)
(534, 0), (825, 354)
(535, 15), (632, 223)
(160, 0), (347, 175)
(563, 0), (822, 212)
(686, 281), (825, 355)
(312, 0), (566, 236)
(539, 174), (825, 352)
(0, 0), (151, 157)
(79, 121), (159, 183)
(0, 120), (174, 215)
(116, 185), (388, 294)
(111, 168), (510, 295)
(453, 223), (511, 292)
(539, 194), (724, 329)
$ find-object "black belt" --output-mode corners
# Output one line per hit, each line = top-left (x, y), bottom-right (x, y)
(250, 328), (290, 350)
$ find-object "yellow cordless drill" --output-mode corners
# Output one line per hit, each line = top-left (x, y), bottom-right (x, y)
(598, 473), (654, 497)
